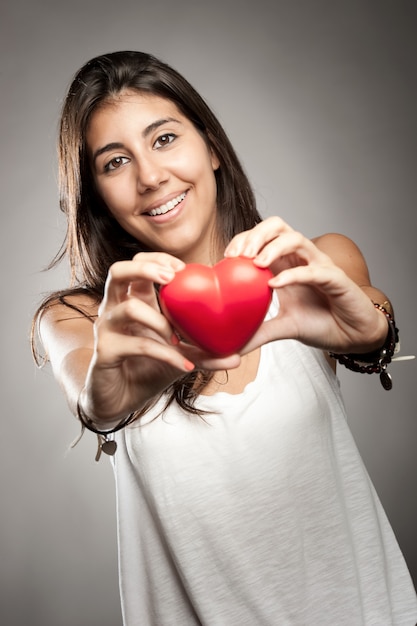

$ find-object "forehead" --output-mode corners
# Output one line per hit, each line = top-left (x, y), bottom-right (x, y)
(89, 90), (185, 129)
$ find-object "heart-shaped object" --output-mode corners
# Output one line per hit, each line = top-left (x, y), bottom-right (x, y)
(101, 439), (117, 456)
(159, 257), (273, 356)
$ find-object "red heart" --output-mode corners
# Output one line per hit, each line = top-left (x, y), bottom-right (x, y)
(159, 257), (273, 356)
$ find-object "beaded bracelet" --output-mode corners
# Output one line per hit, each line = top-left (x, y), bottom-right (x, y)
(76, 397), (136, 459)
(329, 302), (399, 390)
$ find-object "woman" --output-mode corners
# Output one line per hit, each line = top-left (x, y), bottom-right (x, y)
(33, 51), (417, 625)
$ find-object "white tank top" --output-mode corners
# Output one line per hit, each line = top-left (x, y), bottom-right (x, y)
(112, 303), (417, 625)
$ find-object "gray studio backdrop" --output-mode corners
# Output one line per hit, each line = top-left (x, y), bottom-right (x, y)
(2, 1), (416, 625)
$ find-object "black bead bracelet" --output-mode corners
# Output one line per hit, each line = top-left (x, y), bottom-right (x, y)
(329, 303), (399, 390)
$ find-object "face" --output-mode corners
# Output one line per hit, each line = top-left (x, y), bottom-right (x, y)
(86, 91), (221, 264)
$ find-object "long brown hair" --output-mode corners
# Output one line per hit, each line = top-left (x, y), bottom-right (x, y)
(32, 50), (263, 415)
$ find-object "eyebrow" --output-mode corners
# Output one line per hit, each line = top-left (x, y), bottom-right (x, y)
(92, 117), (182, 164)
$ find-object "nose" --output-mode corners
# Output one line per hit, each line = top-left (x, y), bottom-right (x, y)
(136, 154), (168, 193)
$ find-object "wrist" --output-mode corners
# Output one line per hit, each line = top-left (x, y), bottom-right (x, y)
(354, 302), (398, 360)
(76, 387), (136, 435)
(329, 302), (399, 390)
(361, 301), (395, 354)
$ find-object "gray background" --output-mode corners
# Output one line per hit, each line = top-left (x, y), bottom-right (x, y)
(1, 0), (416, 624)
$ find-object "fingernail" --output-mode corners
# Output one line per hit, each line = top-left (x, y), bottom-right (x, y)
(171, 332), (180, 346)
(159, 269), (175, 282)
(253, 253), (267, 266)
(224, 244), (237, 257)
(183, 359), (195, 371)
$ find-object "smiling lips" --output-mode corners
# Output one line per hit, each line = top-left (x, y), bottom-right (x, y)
(147, 191), (187, 217)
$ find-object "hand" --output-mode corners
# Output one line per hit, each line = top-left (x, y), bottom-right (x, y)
(83, 252), (240, 423)
(224, 217), (388, 355)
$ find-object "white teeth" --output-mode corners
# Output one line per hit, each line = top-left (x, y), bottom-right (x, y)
(148, 192), (186, 216)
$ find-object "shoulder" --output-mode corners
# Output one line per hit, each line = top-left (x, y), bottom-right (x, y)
(311, 233), (371, 284)
(39, 292), (99, 328)
(312, 232), (366, 259)
(37, 292), (100, 363)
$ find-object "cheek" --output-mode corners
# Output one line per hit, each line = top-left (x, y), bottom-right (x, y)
(176, 149), (218, 193)
(176, 136), (217, 177)
(97, 179), (136, 216)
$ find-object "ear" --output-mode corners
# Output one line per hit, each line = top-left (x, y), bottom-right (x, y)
(205, 131), (220, 171)
(210, 148), (220, 171)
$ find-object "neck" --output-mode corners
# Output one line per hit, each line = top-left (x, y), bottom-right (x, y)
(179, 238), (226, 267)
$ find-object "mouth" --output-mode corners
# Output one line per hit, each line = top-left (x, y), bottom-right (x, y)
(146, 191), (187, 217)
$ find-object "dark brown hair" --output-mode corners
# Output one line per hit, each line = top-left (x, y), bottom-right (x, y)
(32, 50), (262, 415)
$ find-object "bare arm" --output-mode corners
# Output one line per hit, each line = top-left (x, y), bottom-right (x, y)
(39, 296), (98, 416)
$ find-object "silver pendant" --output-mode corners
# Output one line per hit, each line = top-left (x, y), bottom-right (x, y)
(95, 437), (117, 461)
(380, 369), (393, 390)
(101, 439), (117, 456)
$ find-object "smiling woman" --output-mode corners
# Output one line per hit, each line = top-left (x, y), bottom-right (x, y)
(86, 92), (220, 263)
(32, 51), (417, 625)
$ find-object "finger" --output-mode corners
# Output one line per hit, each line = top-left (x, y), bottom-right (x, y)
(253, 231), (326, 269)
(102, 255), (186, 308)
(131, 251), (185, 268)
(180, 343), (242, 371)
(224, 216), (294, 258)
(95, 331), (195, 373)
(270, 263), (344, 290)
(239, 318), (299, 354)
(99, 298), (176, 344)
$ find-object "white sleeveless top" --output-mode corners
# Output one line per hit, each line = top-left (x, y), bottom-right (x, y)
(112, 303), (417, 625)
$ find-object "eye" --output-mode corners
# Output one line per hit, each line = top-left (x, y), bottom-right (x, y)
(153, 133), (176, 149)
(104, 156), (130, 172)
